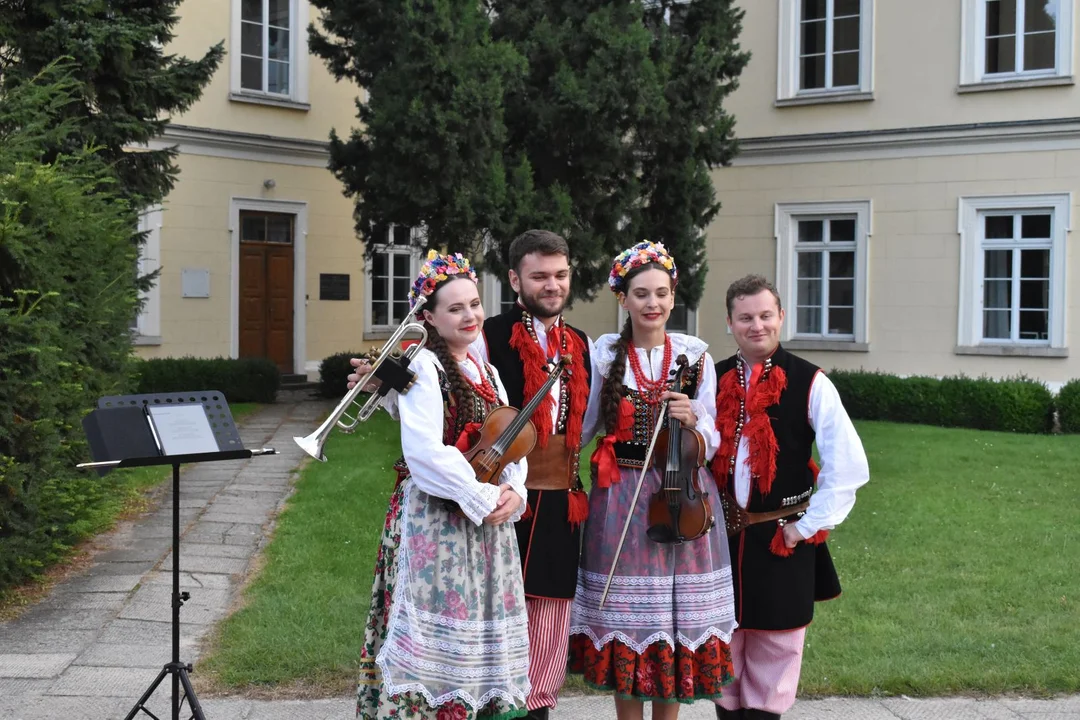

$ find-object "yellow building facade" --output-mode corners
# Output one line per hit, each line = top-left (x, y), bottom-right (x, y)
(135, 0), (388, 379)
(575, 0), (1080, 391)
(142, 0), (1080, 391)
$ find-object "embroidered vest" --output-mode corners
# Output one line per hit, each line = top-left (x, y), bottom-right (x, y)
(482, 309), (591, 599)
(713, 345), (841, 630)
(715, 346), (818, 511)
(482, 309), (593, 424)
(612, 354), (705, 468)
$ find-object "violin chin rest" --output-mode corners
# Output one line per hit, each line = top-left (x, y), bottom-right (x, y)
(646, 525), (678, 544)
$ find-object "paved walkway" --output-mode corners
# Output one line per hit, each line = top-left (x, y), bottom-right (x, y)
(1, 394), (1077, 719)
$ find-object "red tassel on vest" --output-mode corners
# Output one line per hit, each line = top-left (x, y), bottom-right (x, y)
(769, 524), (796, 557)
(567, 490), (589, 528)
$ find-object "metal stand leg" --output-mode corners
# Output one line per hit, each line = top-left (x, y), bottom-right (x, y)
(123, 463), (206, 720)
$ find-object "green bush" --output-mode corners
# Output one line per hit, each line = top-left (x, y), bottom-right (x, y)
(134, 357), (280, 404)
(828, 370), (1054, 434)
(319, 351), (363, 399)
(0, 70), (140, 592)
(1057, 380), (1080, 433)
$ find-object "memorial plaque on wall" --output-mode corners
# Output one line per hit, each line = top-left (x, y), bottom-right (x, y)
(320, 273), (350, 301)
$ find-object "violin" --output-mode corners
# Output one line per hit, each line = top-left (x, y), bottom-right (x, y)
(447, 357), (570, 518)
(645, 354), (715, 544)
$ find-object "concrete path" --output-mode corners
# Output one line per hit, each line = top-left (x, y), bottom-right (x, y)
(4, 692), (1076, 719)
(0, 391), (328, 720)
(1, 392), (1077, 719)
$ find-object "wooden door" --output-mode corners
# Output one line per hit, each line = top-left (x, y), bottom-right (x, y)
(239, 211), (294, 372)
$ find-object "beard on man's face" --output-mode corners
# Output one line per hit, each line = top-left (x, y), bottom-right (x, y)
(518, 288), (566, 319)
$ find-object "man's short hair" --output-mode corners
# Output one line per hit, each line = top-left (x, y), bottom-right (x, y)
(508, 230), (570, 272)
(725, 274), (783, 317)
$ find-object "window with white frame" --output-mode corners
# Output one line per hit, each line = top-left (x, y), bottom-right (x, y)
(366, 226), (418, 331)
(482, 274), (519, 317)
(230, 0), (310, 106)
(957, 194), (1071, 351)
(960, 0), (1074, 85)
(794, 218), (857, 337)
(667, 298), (697, 335)
(774, 201), (870, 345)
(777, 0), (874, 102)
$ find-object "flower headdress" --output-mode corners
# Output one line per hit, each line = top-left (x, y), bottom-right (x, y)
(408, 250), (478, 309)
(608, 240), (678, 295)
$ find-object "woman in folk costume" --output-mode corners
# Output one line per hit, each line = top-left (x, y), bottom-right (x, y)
(357, 251), (532, 720)
(568, 241), (737, 720)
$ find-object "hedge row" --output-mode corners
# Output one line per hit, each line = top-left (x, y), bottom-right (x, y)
(318, 351), (362, 399)
(1058, 379), (1080, 433)
(827, 370), (1056, 434)
(1, 74), (142, 592)
(133, 357), (281, 404)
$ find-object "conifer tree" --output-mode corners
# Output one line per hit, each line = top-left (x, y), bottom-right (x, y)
(0, 0), (224, 207)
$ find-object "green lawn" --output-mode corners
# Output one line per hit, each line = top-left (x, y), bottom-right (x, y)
(197, 413), (399, 695)
(195, 417), (1080, 698)
(799, 422), (1080, 696)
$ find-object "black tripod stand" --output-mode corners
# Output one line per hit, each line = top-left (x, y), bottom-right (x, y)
(78, 391), (276, 720)
(122, 459), (212, 720)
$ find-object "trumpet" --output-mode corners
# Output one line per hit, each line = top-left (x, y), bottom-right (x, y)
(294, 296), (428, 461)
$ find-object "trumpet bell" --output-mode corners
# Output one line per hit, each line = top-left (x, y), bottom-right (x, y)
(291, 298), (429, 462)
(293, 432), (327, 463)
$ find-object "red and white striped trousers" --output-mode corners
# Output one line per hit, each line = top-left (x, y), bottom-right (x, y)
(524, 597), (572, 711)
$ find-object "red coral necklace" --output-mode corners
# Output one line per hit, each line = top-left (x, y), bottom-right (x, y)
(462, 354), (499, 404)
(627, 336), (672, 406)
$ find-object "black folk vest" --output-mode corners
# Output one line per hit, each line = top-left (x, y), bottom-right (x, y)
(482, 308), (593, 599)
(714, 346), (841, 630)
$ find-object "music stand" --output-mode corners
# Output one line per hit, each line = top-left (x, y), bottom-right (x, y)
(77, 391), (277, 720)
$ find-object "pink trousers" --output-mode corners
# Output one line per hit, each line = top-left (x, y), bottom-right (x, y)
(715, 627), (807, 714)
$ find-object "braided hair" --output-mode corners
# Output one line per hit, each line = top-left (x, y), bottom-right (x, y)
(600, 261), (671, 434)
(600, 316), (633, 434)
(422, 276), (479, 435)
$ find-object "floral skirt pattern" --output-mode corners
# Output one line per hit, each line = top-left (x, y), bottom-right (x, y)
(568, 634), (734, 703)
(357, 480), (530, 720)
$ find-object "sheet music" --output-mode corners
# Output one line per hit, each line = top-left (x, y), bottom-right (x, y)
(146, 405), (219, 456)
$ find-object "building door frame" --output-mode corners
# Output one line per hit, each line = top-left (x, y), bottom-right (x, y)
(229, 197), (307, 375)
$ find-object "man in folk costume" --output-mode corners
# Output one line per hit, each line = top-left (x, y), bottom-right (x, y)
(350, 230), (600, 720)
(472, 230), (599, 720)
(711, 275), (870, 720)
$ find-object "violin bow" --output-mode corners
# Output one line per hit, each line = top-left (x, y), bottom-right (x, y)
(598, 357), (688, 610)
(600, 358), (691, 613)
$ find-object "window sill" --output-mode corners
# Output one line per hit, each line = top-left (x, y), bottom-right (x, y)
(133, 335), (163, 346)
(229, 92), (311, 112)
(784, 339), (869, 352)
(957, 75), (1074, 94)
(775, 90), (874, 108)
(955, 345), (1068, 358)
(363, 330), (394, 342)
